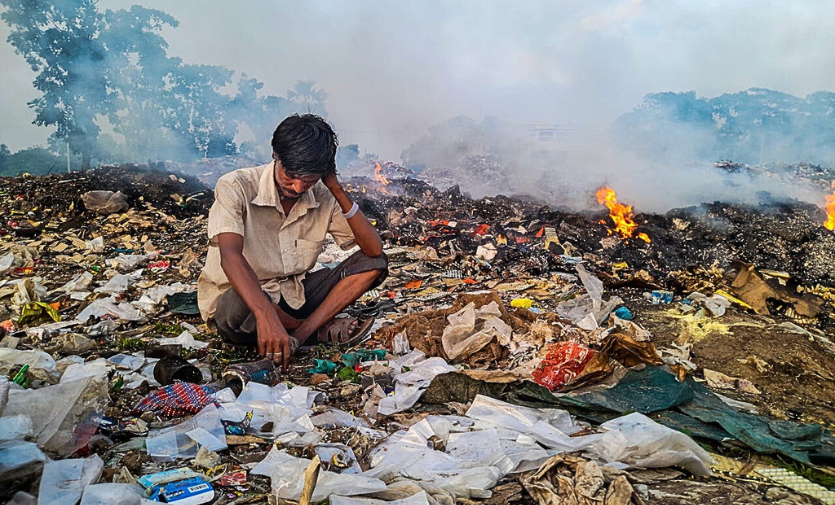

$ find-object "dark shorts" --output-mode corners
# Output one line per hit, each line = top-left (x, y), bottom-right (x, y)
(214, 250), (388, 346)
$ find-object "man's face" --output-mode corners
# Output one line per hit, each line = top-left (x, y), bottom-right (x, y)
(274, 160), (320, 200)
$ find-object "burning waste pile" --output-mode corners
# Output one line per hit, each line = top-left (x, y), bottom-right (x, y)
(1, 163), (835, 505)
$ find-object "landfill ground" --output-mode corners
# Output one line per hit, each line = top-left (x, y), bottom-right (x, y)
(1, 163), (834, 505)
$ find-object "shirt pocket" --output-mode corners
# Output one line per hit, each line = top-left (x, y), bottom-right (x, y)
(292, 239), (324, 273)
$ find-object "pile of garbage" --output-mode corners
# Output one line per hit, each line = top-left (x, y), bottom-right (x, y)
(1, 165), (834, 505)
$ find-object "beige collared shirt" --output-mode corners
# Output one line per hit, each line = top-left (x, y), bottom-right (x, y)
(197, 162), (356, 321)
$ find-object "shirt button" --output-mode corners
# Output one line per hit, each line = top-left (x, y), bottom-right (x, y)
(282, 249), (287, 253)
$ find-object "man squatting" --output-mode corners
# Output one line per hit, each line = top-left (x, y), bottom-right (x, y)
(197, 114), (389, 370)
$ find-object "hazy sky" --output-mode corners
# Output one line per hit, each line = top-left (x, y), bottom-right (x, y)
(1, 0), (834, 159)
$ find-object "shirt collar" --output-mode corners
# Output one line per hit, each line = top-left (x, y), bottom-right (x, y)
(251, 161), (320, 211)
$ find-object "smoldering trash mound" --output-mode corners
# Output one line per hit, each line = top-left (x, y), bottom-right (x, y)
(1, 164), (212, 222)
(1, 165), (835, 505)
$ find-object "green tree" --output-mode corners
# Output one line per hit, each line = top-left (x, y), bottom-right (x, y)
(1, 0), (112, 169)
(0, 147), (73, 177)
(2, 2), (330, 165)
(229, 74), (309, 158)
(287, 80), (328, 114)
(0, 143), (9, 173)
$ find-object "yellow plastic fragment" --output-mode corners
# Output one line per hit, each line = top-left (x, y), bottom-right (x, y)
(714, 289), (753, 310)
(511, 298), (534, 309)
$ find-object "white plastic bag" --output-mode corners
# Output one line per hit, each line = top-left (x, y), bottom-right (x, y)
(59, 272), (94, 293)
(79, 483), (146, 505)
(38, 455), (103, 505)
(155, 330), (208, 349)
(4, 377), (110, 455)
(576, 264), (603, 311)
(252, 447), (387, 502)
(146, 404), (227, 461)
(596, 412), (713, 476)
(441, 302), (511, 360)
(77, 298), (144, 322)
(330, 491), (431, 505)
(81, 190), (129, 215)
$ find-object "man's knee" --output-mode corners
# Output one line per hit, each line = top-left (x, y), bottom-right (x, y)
(345, 250), (388, 287)
(348, 250), (388, 272)
(214, 289), (252, 345)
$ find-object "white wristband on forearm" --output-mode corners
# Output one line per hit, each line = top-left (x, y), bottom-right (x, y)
(343, 202), (360, 219)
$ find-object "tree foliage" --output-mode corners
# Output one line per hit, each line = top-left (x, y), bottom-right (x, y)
(1, 0), (110, 167)
(0, 146), (75, 176)
(1, 0), (327, 165)
(614, 88), (835, 165)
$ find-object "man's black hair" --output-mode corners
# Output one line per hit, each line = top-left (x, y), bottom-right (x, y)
(271, 114), (338, 177)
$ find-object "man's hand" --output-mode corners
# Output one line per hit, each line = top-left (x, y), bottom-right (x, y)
(256, 309), (291, 371)
(322, 172), (341, 193)
(218, 232), (293, 371)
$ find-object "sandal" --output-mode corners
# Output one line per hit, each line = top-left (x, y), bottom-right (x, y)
(317, 316), (375, 347)
(358, 299), (396, 317)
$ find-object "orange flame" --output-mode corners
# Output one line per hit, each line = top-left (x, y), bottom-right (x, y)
(825, 192), (835, 230)
(374, 162), (390, 185)
(596, 187), (651, 243)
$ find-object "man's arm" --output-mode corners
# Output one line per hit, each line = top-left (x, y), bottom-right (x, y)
(322, 173), (383, 257)
(217, 232), (291, 370)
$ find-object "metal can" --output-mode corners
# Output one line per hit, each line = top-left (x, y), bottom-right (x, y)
(153, 355), (203, 386)
(222, 359), (278, 396)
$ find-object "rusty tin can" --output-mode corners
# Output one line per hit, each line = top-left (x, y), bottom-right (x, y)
(222, 359), (279, 396)
(153, 355), (203, 385)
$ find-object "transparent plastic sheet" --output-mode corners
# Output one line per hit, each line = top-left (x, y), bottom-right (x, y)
(441, 302), (512, 360)
(85, 236), (105, 253)
(465, 394), (582, 436)
(134, 285), (191, 315)
(464, 395), (602, 457)
(392, 331), (411, 355)
(498, 436), (551, 474)
(556, 266), (623, 330)
(79, 483), (148, 505)
(0, 414), (33, 441)
(222, 382), (318, 432)
(105, 253), (156, 271)
(76, 298), (145, 322)
(106, 354), (146, 372)
(154, 330), (208, 350)
(94, 274), (131, 295)
(595, 412), (713, 476)
(311, 408), (379, 432)
(6, 491), (37, 505)
(576, 264), (604, 312)
(138, 283), (193, 305)
(365, 415), (512, 499)
(0, 348), (58, 381)
(4, 377), (110, 456)
(60, 359), (111, 383)
(378, 353), (457, 416)
(145, 404), (226, 462)
(0, 440), (45, 483)
(50, 333), (97, 354)
(38, 455), (103, 505)
(59, 272), (94, 294)
(0, 251), (14, 273)
(329, 491), (431, 505)
(81, 190), (128, 215)
(251, 447), (387, 502)
(316, 443), (363, 474)
(0, 376), (8, 415)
